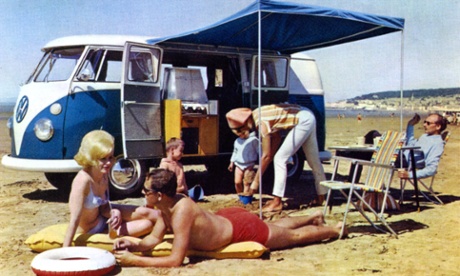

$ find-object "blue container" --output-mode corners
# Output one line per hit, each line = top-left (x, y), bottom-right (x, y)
(238, 194), (254, 205)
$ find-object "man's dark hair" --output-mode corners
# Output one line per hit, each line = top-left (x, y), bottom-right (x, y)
(147, 169), (177, 197)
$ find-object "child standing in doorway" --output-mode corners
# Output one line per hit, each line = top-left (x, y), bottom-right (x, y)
(160, 138), (204, 201)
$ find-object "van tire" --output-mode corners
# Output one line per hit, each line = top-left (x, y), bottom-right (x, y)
(45, 173), (76, 193)
(286, 150), (305, 183)
(108, 156), (146, 198)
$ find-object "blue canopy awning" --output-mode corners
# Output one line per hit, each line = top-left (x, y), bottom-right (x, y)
(148, 0), (404, 54)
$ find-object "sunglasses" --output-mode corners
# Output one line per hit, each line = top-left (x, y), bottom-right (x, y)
(142, 187), (158, 195)
(423, 120), (438, 126)
(231, 126), (249, 134)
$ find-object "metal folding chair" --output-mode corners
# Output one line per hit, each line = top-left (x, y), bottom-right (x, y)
(321, 130), (405, 238)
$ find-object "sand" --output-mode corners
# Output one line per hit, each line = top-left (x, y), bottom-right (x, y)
(1, 114), (459, 275)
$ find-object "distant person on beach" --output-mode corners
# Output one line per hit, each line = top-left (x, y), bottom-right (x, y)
(113, 169), (345, 267)
(63, 130), (156, 247)
(397, 113), (448, 180)
(226, 104), (327, 212)
(357, 113), (362, 123)
(160, 137), (204, 201)
(226, 113), (259, 195)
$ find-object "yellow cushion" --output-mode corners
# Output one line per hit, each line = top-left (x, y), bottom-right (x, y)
(25, 224), (267, 259)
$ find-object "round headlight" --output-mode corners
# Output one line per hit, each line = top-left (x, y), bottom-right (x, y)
(34, 118), (54, 141)
(6, 117), (13, 129)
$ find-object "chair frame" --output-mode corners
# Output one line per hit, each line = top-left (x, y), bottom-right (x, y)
(321, 131), (405, 238)
(400, 175), (443, 204)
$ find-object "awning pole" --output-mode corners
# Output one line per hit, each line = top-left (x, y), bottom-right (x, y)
(399, 30), (405, 171)
(257, 7), (263, 219)
(400, 30), (405, 133)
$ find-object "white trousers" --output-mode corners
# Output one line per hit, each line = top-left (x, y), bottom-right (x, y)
(272, 109), (327, 197)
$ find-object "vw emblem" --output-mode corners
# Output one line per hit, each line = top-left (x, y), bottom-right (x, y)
(15, 96), (29, 123)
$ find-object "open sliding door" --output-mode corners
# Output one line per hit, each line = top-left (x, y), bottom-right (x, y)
(121, 42), (164, 159)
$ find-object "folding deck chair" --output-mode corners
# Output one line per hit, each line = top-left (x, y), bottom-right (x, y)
(321, 130), (405, 239)
(399, 130), (450, 205)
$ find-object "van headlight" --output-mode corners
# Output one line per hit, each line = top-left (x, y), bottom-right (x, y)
(34, 118), (54, 141)
(6, 117), (13, 138)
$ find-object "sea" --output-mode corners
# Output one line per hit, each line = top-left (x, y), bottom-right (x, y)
(325, 108), (426, 118)
(0, 102), (426, 120)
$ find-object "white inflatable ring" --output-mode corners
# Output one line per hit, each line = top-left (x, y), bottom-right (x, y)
(31, 247), (116, 276)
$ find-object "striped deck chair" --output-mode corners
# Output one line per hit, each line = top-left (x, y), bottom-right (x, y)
(399, 130), (450, 205)
(320, 130), (405, 238)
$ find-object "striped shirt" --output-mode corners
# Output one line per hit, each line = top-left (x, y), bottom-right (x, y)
(252, 104), (301, 136)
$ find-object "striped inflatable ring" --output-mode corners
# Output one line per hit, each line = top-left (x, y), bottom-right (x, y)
(31, 247), (116, 276)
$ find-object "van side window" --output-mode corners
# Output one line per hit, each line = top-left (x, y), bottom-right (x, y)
(215, 69), (223, 87)
(97, 50), (122, 82)
(78, 49), (104, 81)
(252, 57), (288, 89)
(76, 49), (123, 83)
(127, 47), (160, 83)
(35, 47), (84, 82)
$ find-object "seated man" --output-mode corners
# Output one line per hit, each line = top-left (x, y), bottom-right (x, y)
(397, 113), (447, 180)
(114, 169), (345, 267)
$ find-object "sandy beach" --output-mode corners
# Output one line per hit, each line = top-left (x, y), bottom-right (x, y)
(1, 114), (459, 275)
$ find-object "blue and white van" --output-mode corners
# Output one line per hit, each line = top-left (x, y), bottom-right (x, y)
(2, 35), (330, 197)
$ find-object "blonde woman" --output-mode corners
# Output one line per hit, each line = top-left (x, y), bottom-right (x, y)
(63, 130), (158, 247)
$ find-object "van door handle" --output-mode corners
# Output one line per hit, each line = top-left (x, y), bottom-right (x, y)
(124, 101), (137, 105)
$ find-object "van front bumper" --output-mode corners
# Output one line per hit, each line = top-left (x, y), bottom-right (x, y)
(1, 154), (81, 172)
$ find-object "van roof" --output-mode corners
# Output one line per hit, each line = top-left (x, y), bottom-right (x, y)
(43, 35), (154, 50)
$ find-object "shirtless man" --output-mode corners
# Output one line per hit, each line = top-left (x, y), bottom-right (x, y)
(113, 169), (346, 267)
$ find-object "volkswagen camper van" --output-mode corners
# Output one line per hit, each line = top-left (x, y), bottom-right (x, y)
(2, 35), (330, 196)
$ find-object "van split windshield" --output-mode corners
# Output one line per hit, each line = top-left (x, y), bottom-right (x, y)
(29, 47), (84, 83)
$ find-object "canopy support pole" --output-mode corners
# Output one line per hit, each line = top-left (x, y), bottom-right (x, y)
(399, 30), (405, 133)
(399, 30), (405, 171)
(257, 8), (263, 219)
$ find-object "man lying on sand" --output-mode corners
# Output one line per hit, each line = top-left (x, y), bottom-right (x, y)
(113, 169), (346, 267)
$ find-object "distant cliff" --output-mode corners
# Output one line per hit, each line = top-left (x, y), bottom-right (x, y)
(349, 87), (460, 101)
(328, 87), (460, 112)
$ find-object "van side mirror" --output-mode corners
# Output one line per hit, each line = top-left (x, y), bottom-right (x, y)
(77, 68), (92, 81)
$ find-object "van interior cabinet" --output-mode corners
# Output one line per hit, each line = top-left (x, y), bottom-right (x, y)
(181, 115), (218, 155)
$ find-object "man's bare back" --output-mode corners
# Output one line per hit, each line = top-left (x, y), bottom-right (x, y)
(168, 196), (233, 251)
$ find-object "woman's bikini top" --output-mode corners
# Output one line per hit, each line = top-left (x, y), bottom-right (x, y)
(84, 185), (109, 209)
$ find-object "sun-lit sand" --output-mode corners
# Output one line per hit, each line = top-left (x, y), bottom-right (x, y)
(1, 114), (459, 275)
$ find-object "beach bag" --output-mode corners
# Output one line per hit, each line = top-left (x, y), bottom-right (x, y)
(360, 192), (400, 211)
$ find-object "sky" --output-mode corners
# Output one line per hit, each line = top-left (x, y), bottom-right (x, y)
(1, 0), (459, 103)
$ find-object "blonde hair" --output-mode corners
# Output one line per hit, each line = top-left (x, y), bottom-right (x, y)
(74, 130), (114, 169)
(165, 137), (184, 151)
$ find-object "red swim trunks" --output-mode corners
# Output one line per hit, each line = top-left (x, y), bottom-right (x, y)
(215, 207), (269, 245)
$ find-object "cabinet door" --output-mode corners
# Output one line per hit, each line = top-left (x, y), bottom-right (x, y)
(199, 116), (218, 155)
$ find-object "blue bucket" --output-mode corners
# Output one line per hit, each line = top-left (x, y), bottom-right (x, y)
(238, 194), (254, 205)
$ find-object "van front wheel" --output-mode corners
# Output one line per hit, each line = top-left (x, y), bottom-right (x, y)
(45, 172), (76, 193)
(108, 156), (146, 198)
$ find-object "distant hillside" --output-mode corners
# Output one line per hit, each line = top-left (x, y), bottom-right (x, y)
(349, 87), (460, 101)
(328, 87), (460, 112)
